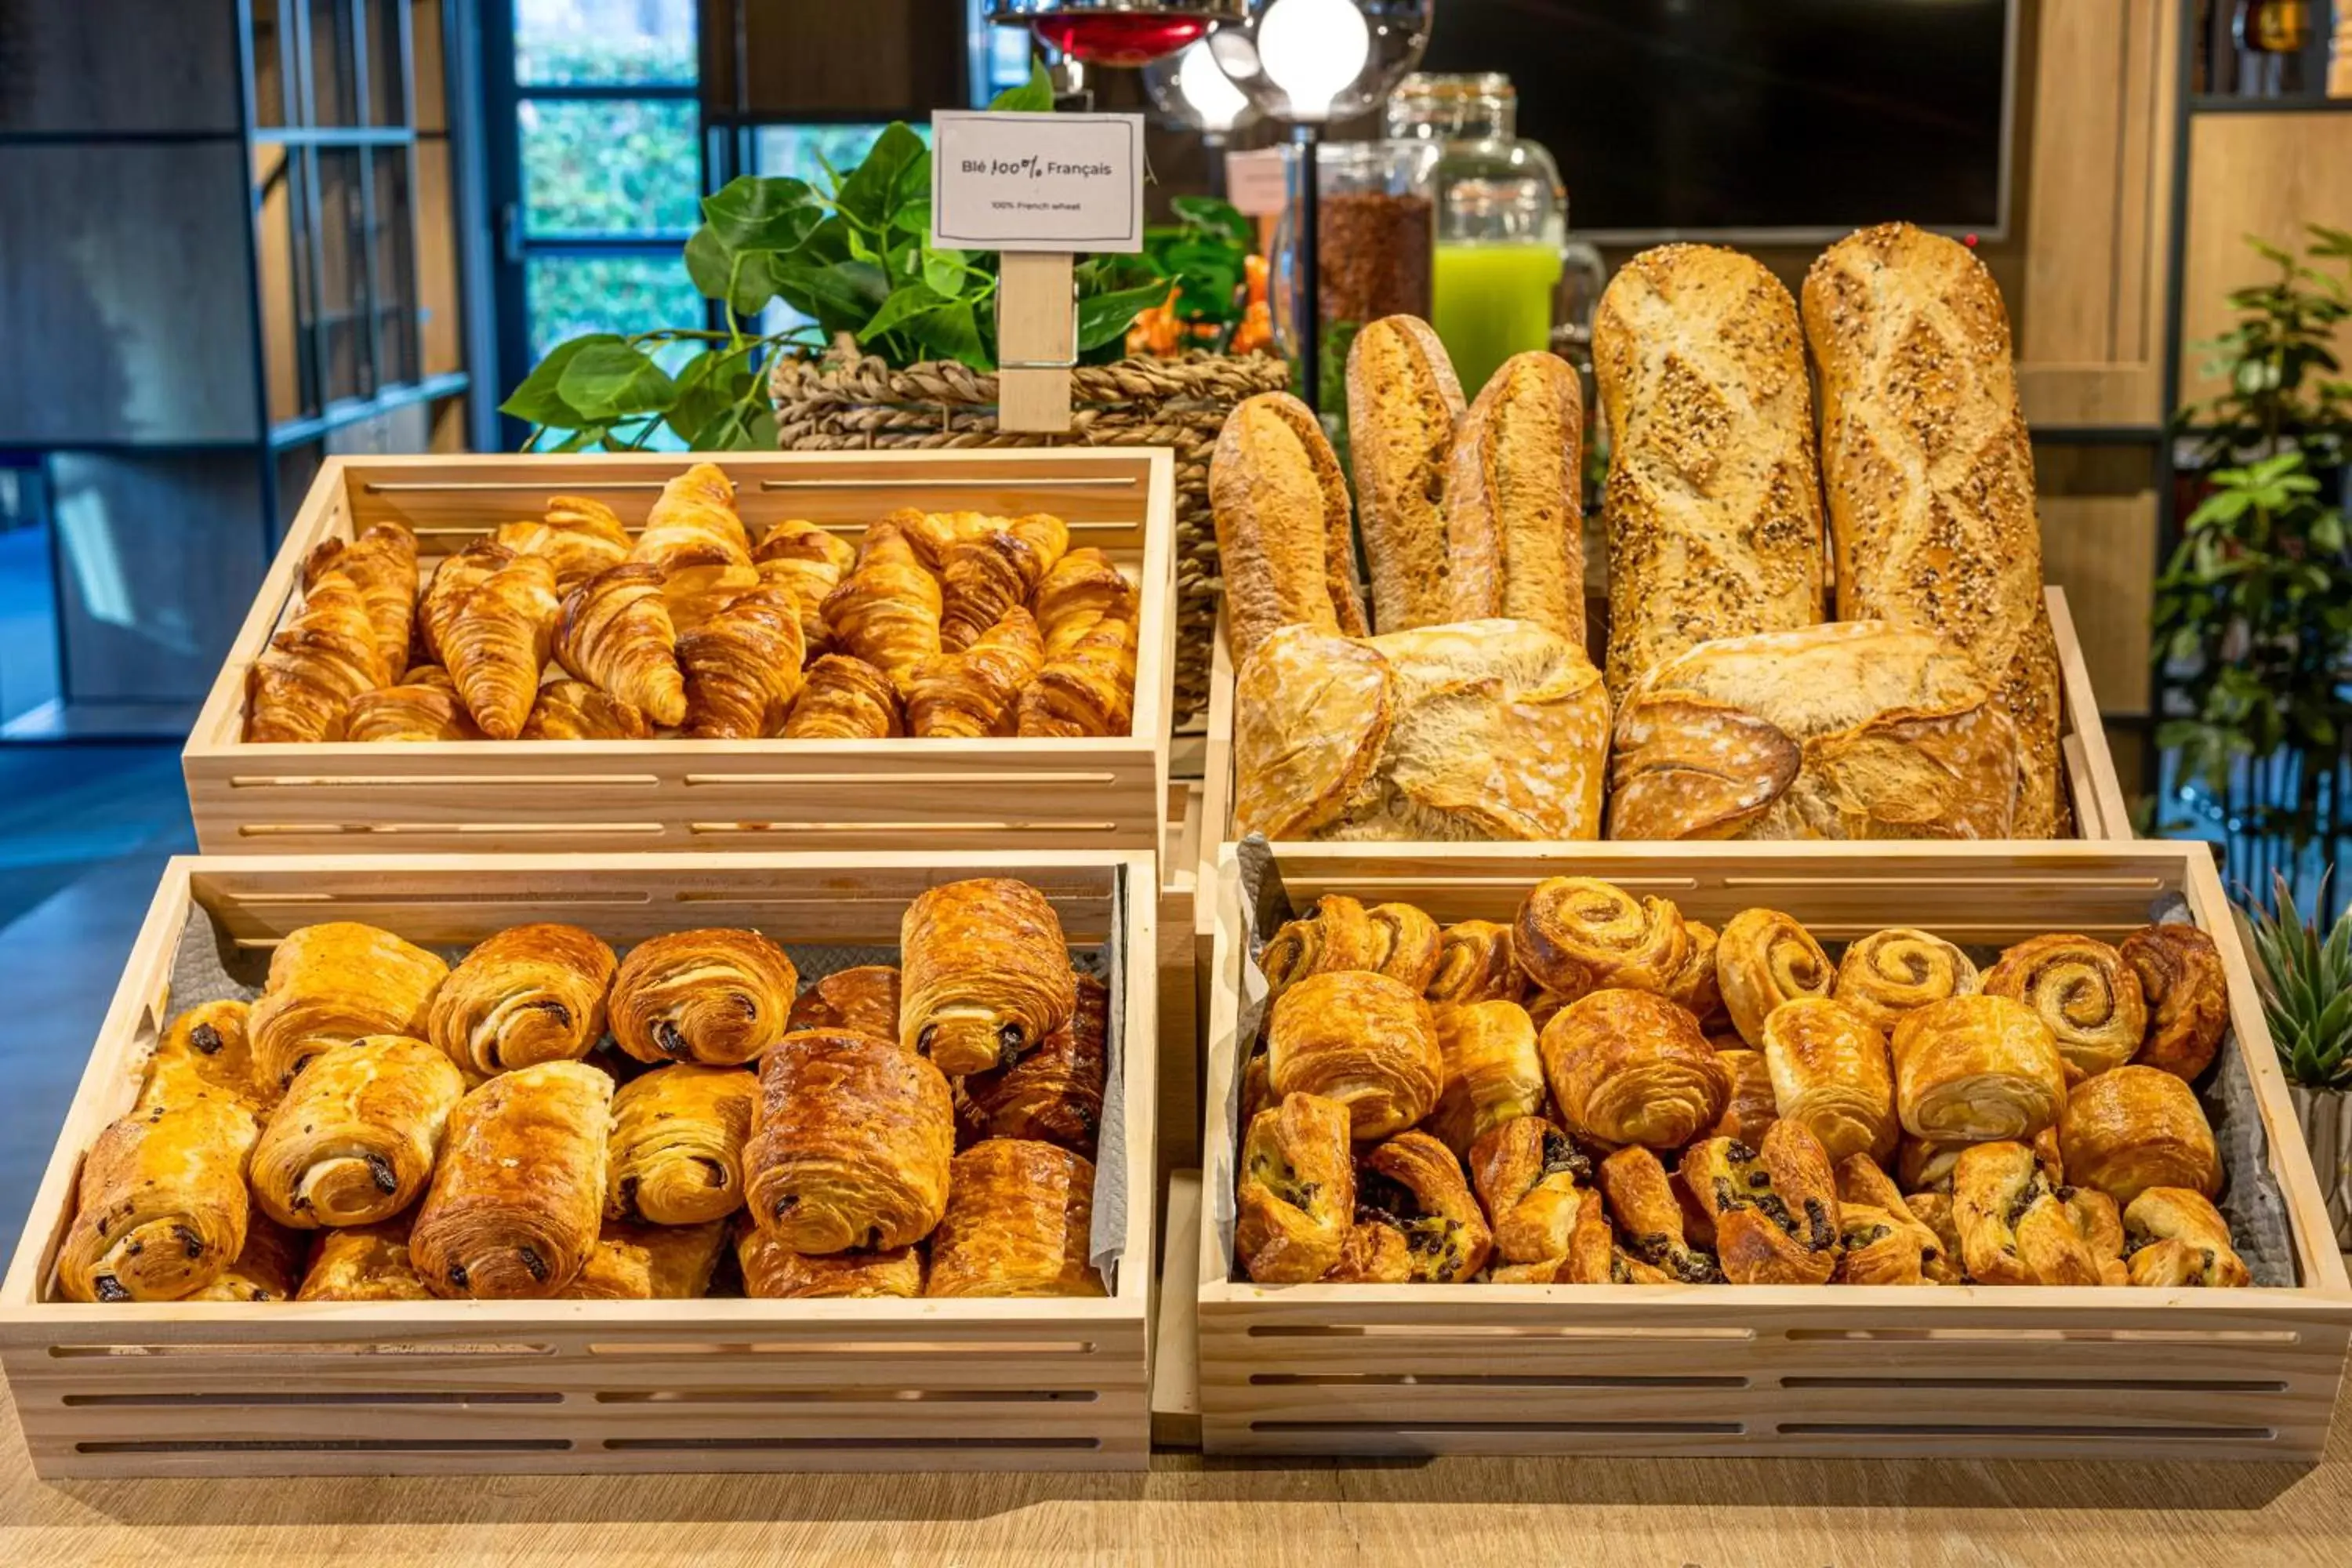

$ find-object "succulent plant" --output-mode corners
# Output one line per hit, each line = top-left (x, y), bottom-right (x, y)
(2249, 873), (2352, 1091)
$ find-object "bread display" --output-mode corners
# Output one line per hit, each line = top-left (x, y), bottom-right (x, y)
(427, 922), (617, 1077)
(2059, 1065), (2222, 1207)
(606, 1064), (759, 1225)
(609, 928), (798, 1066)
(1592, 244), (1826, 703)
(408, 1061), (611, 1299)
(1209, 391), (1367, 665)
(925, 1139), (1105, 1298)
(250, 1036), (465, 1229)
(1891, 995), (2067, 1144)
(1231, 626), (1393, 839)
(249, 922), (449, 1092)
(1717, 908), (1835, 1045)
(900, 877), (1076, 1078)
(1267, 970), (1443, 1141)
(742, 1029), (954, 1254)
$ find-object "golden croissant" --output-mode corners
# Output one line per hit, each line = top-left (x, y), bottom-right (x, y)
(908, 605), (1043, 738)
(891, 507), (993, 570)
(822, 519), (942, 694)
(417, 541), (507, 667)
(1015, 612), (1137, 739)
(679, 580), (806, 738)
(495, 494), (632, 590)
(245, 569), (387, 742)
(555, 562), (688, 727)
(660, 544), (763, 633)
(940, 513), (1069, 651)
(782, 653), (903, 739)
(632, 461), (750, 568)
(444, 549), (560, 739)
(520, 677), (652, 739)
(1031, 547), (1136, 659)
(303, 522), (418, 681)
(346, 665), (483, 742)
(753, 517), (858, 657)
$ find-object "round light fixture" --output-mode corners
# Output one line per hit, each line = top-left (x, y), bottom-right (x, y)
(1208, 0), (1432, 123)
(1143, 38), (1255, 135)
(984, 0), (1247, 68)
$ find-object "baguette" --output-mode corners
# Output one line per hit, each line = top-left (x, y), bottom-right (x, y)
(1802, 222), (2061, 837)
(1592, 244), (1826, 703)
(1209, 393), (1369, 666)
(1345, 317), (1465, 633)
(1444, 351), (1584, 644)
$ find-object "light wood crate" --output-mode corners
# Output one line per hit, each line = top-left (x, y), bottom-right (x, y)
(0, 851), (1158, 1479)
(1197, 840), (2352, 1461)
(185, 448), (1178, 856)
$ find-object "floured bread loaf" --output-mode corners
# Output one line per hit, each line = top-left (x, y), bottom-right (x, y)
(1233, 626), (1395, 839)
(1607, 620), (2022, 840)
(1210, 392), (1368, 666)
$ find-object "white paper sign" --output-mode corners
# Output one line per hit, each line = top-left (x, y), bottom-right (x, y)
(1225, 147), (1290, 220)
(931, 111), (1145, 253)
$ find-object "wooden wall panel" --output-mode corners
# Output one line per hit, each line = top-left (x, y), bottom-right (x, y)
(2180, 113), (2352, 408)
(0, 0), (241, 134)
(2037, 445), (2159, 716)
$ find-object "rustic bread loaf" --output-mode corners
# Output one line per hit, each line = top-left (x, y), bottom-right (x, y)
(1233, 625), (1396, 840)
(1444, 351), (1585, 645)
(1802, 222), (2061, 837)
(1592, 244), (1826, 704)
(1345, 317), (1464, 633)
(1607, 619), (2024, 840)
(1210, 393), (1368, 666)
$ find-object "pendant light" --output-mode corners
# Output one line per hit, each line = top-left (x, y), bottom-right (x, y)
(985, 1), (1247, 69)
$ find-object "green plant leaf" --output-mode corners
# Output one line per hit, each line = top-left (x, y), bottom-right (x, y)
(1074, 257), (1170, 351)
(898, 300), (985, 368)
(834, 123), (930, 234)
(665, 347), (754, 448)
(684, 227), (784, 317)
(500, 335), (598, 426)
(989, 59), (1055, 114)
(923, 245), (971, 299)
(863, 281), (956, 341)
(557, 336), (681, 421)
(700, 176), (822, 254)
(1170, 194), (1253, 249)
(775, 259), (891, 336)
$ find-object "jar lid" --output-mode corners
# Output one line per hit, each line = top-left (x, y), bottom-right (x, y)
(1393, 72), (1515, 102)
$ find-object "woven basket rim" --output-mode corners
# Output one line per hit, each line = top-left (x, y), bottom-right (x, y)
(769, 343), (1288, 414)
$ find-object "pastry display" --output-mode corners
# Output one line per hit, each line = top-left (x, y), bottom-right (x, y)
(303, 522), (419, 682)
(57, 1087), (260, 1302)
(1682, 1123), (1842, 1286)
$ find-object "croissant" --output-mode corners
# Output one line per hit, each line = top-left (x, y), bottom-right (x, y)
(739, 1224), (923, 1298)
(632, 461), (750, 568)
(418, 543), (503, 666)
(822, 519), (942, 694)
(1890, 994), (2067, 1145)
(1833, 1152), (1956, 1283)
(1680, 1121), (1842, 1285)
(1512, 877), (1690, 1001)
(927, 1138), (1105, 1298)
(1268, 970), (1444, 1141)
(1468, 1116), (1591, 1265)
(1951, 1139), (2100, 1286)
(303, 522), (418, 680)
(1833, 927), (1982, 1035)
(426, 922), (616, 1077)
(743, 1029), (954, 1252)
(899, 877), (1076, 1077)
(1236, 1091), (1356, 1282)
(555, 563), (688, 728)
(1425, 921), (1526, 1006)
(249, 922), (450, 1091)
(1762, 996), (1897, 1163)
(56, 1090), (258, 1301)
(1425, 1000), (1544, 1158)
(660, 546), (763, 634)
(1345, 1131), (1492, 1283)
(2123, 1187), (2250, 1287)
(679, 579), (805, 738)
(1031, 546), (1136, 658)
(1708, 1047), (1780, 1144)
(781, 653), (904, 739)
(245, 569), (387, 742)
(1597, 1144), (1723, 1282)
(560, 1218), (729, 1300)
(786, 965), (902, 1041)
(1717, 908), (1835, 1046)
(492, 494), (633, 590)
(937, 513), (1069, 652)
(146, 999), (266, 1112)
(2120, 924), (2230, 1082)
(753, 517), (858, 658)
(907, 605), (1043, 738)
(2058, 1064), (2222, 1207)
(610, 927), (798, 1066)
(296, 1217), (434, 1301)
(346, 665), (483, 742)
(445, 549), (560, 739)
(184, 1217), (307, 1301)
(1984, 934), (2147, 1083)
(410, 1061), (612, 1298)
(961, 972), (1107, 1155)
(1014, 612), (1138, 739)
(250, 1036), (465, 1228)
(521, 677), (652, 740)
(1539, 989), (1727, 1150)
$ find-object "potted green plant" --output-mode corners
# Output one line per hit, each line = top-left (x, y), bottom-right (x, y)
(2247, 872), (2352, 1243)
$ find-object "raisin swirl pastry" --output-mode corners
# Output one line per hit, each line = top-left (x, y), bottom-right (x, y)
(428, 922), (619, 1077)
(1891, 994), (2067, 1145)
(410, 1062), (612, 1298)
(2118, 923), (2230, 1083)
(606, 1064), (757, 1225)
(1468, 1115), (1593, 1269)
(786, 965), (902, 1042)
(899, 877), (1076, 1077)
(1597, 1144), (1723, 1283)
(1268, 970), (1444, 1141)
(927, 1138), (1105, 1298)
(1680, 1121), (1843, 1285)
(184, 1217), (307, 1302)
(2123, 1187), (2250, 1288)
(1236, 1091), (1356, 1283)
(743, 1029), (953, 1253)
(57, 1090), (259, 1302)
(559, 1218), (730, 1300)
(249, 922), (450, 1092)
(1330, 1131), (1492, 1285)
(961, 972), (1107, 1155)
(1950, 1139), (2100, 1287)
(296, 1216), (433, 1301)
(1667, 920), (1723, 1022)
(610, 927), (798, 1066)
(1425, 1000), (1544, 1159)
(1539, 989), (1728, 1150)
(1512, 877), (1690, 1001)
(1424, 920), (1526, 1006)
(738, 1222), (922, 1298)
(2057, 1065), (2221, 1207)
(1983, 933), (2148, 1083)
(1260, 895), (1381, 994)
(1833, 927), (1982, 1036)
(1761, 996), (1897, 1163)
(1717, 908), (1835, 1046)
(251, 1036), (466, 1229)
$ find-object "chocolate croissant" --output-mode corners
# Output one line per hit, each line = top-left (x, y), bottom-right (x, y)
(1031, 546), (1136, 658)
(304, 522), (419, 681)
(1539, 988), (1727, 1149)
(1951, 1139), (2100, 1286)
(520, 677), (652, 740)
(495, 494), (632, 590)
(2120, 923), (2230, 1083)
(2123, 1187), (2250, 1287)
(742, 1029), (954, 1253)
(927, 1138), (1104, 1298)
(1268, 969), (1444, 1141)
(822, 519), (942, 695)
(899, 877), (1076, 1077)
(1833, 927), (1982, 1035)
(346, 665), (484, 742)
(607, 1064), (757, 1225)
(1890, 994), (2068, 1145)
(249, 921), (450, 1091)
(1717, 908), (1835, 1046)
(961, 972), (1107, 1155)
(1984, 933), (2148, 1083)
(1708, 1047), (1780, 1144)
(184, 1217), (307, 1302)
(753, 517), (858, 659)
(245, 569), (387, 742)
(786, 965), (902, 1040)
(1512, 877), (1690, 1000)
(632, 460), (750, 568)
(2058, 1064), (2222, 1207)
(147, 999), (266, 1111)
(1345, 1131), (1492, 1284)
(1014, 611), (1138, 739)
(610, 927), (798, 1066)
(56, 1091), (259, 1301)
(556, 563), (688, 728)
(1597, 1144), (1722, 1283)
(427, 921), (618, 1077)
(1236, 1091), (1356, 1283)
(1680, 1121), (1842, 1285)
(907, 605), (1044, 738)
(560, 1218), (729, 1300)
(1762, 996), (1897, 1163)
(940, 513), (1069, 651)
(442, 549), (561, 739)
(781, 653), (904, 739)
(251, 1035), (466, 1228)
(410, 1061), (612, 1298)
(738, 1223), (922, 1298)
(679, 579), (805, 738)
(296, 1216), (434, 1301)
(1425, 920), (1526, 1006)
(1468, 1116), (1592, 1267)
(1425, 1000), (1544, 1158)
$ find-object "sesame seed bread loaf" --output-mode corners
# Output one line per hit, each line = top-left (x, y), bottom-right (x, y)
(1210, 393), (1368, 667)
(1607, 619), (2024, 840)
(1801, 223), (2061, 837)
(1443, 351), (1586, 645)
(1592, 244), (1827, 705)
(1345, 317), (1465, 633)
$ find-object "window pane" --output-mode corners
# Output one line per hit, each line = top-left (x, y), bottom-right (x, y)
(314, 148), (371, 401)
(256, 143), (314, 423)
(517, 0), (695, 85)
(365, 0), (408, 125)
(752, 122), (907, 185)
(371, 147), (419, 387)
(526, 254), (700, 364)
(308, 0), (358, 125)
(521, 96), (699, 237)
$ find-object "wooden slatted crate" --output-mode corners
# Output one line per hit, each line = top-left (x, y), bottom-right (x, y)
(185, 449), (1176, 855)
(1196, 840), (2352, 1461)
(0, 851), (1157, 1479)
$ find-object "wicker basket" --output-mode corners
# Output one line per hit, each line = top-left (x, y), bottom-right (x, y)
(771, 342), (1288, 726)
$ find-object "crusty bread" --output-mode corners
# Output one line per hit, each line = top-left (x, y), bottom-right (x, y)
(1608, 619), (2024, 840)
(1210, 393), (1368, 666)
(1802, 223), (2060, 837)
(1592, 244), (1826, 704)
(1444, 352), (1584, 645)
(1347, 317), (1465, 633)
(1233, 625), (1395, 839)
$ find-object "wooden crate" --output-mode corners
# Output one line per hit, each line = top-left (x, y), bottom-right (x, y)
(0, 851), (1158, 1479)
(185, 449), (1177, 855)
(1157, 782), (1203, 1180)
(1197, 840), (2352, 1461)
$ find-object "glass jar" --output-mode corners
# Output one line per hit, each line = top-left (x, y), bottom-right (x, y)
(1270, 138), (1438, 416)
(1387, 72), (1606, 394)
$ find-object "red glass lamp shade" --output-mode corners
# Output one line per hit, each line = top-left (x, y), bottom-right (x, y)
(1032, 13), (1211, 65)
